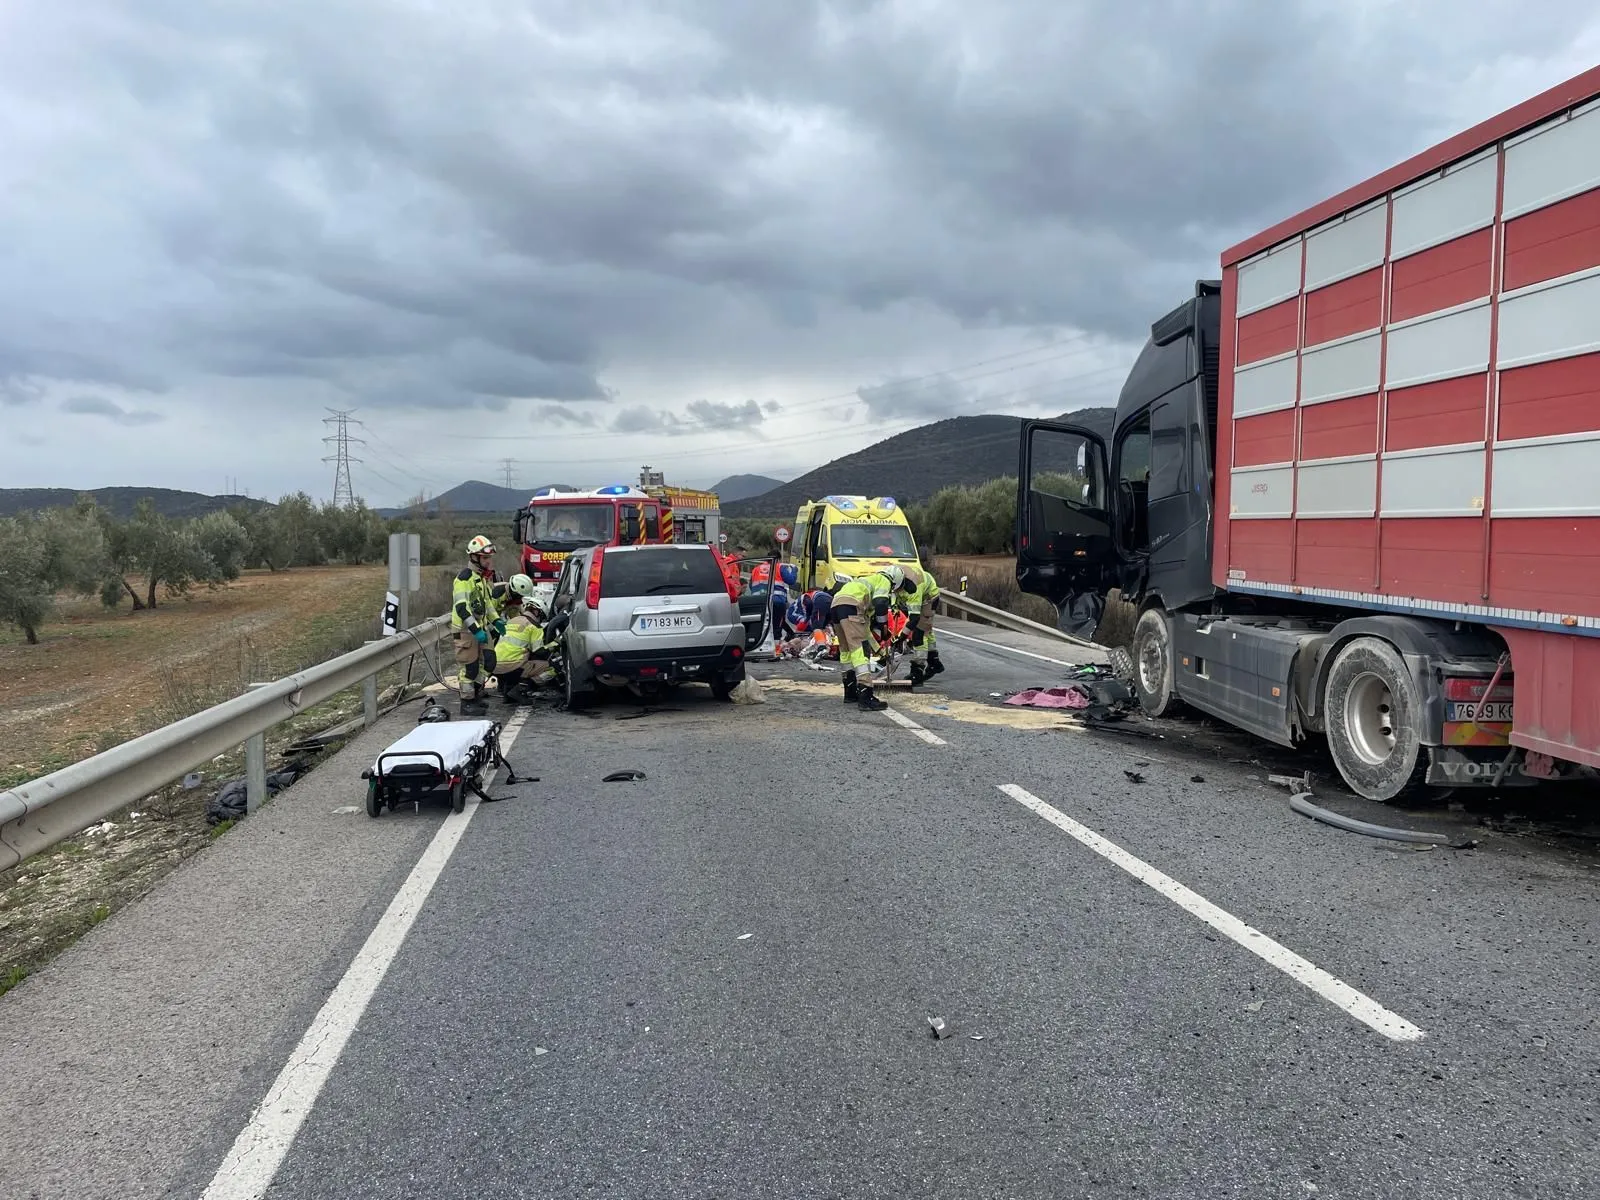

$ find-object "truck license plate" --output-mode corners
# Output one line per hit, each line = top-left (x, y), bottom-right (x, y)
(634, 614), (699, 634)
(1446, 700), (1513, 723)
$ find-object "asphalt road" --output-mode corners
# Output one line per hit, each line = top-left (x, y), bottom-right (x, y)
(4, 621), (1597, 1199)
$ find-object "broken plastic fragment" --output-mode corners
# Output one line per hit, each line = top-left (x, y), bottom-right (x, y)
(602, 769), (647, 782)
(927, 1016), (952, 1040)
(737, 933), (753, 940)
(1244, 999), (1266, 1013)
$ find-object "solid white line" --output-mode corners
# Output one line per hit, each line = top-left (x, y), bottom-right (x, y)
(939, 627), (1090, 668)
(883, 706), (947, 746)
(202, 711), (530, 1200)
(997, 784), (1425, 1043)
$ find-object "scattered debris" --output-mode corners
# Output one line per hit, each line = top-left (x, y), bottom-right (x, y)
(927, 1016), (952, 1040)
(615, 707), (682, 721)
(1244, 999), (1266, 1013)
(1123, 770), (1146, 784)
(737, 933), (753, 940)
(731, 677), (766, 704)
(181, 772), (204, 790)
(206, 765), (303, 825)
(534, 1046), (549, 1056)
(1190, 774), (1206, 783)
(930, 705), (950, 711)
(602, 770), (647, 782)
(1133, 759), (1150, 767)
(1269, 772), (1313, 791)
(969, 1034), (986, 1041)
(332, 805), (361, 814)
(1004, 674), (1136, 722)
(1289, 792), (1478, 849)
(1532, 1036), (1548, 1049)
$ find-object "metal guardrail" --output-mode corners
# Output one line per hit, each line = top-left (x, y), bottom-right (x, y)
(0, 617), (451, 872)
(935, 591), (1100, 650)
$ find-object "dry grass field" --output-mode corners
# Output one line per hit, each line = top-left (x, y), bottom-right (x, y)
(0, 565), (450, 994)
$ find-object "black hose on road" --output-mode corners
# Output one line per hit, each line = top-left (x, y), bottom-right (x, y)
(1289, 792), (1478, 849)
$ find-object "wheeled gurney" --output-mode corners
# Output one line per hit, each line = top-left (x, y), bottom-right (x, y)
(359, 718), (521, 817)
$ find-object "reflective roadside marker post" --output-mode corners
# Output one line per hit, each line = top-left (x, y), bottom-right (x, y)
(388, 531), (424, 698)
(389, 532), (422, 632)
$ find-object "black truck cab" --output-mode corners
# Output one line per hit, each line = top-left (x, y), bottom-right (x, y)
(1016, 280), (1222, 637)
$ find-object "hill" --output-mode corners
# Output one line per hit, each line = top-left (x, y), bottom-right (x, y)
(708, 473), (784, 503)
(722, 408), (1115, 517)
(378, 480), (545, 517)
(0, 486), (270, 519)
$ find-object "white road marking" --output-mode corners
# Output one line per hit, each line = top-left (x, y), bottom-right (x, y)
(997, 783), (1425, 1043)
(202, 711), (530, 1200)
(883, 707), (947, 745)
(939, 627), (1091, 668)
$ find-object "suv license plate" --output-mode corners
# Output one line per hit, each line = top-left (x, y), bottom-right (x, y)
(1446, 700), (1513, 723)
(635, 614), (700, 634)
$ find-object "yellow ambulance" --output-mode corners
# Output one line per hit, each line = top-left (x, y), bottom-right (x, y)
(790, 495), (923, 591)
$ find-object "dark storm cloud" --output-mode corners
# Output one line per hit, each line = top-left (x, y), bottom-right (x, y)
(607, 397), (771, 436)
(537, 405), (601, 428)
(855, 376), (973, 422)
(60, 395), (165, 426)
(0, 0), (1592, 435)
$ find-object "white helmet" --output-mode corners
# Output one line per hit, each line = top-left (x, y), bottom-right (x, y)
(881, 564), (905, 590)
(508, 573), (535, 598)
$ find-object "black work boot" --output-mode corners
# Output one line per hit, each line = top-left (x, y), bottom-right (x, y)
(842, 670), (859, 702)
(927, 650), (946, 677)
(460, 680), (489, 717)
(909, 661), (928, 689)
(857, 685), (887, 712)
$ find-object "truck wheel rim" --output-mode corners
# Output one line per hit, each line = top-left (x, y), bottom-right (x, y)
(1344, 671), (1397, 765)
(1138, 631), (1165, 695)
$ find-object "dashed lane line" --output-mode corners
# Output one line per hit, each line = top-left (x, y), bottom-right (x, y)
(201, 710), (531, 1200)
(883, 706), (947, 745)
(998, 783), (1425, 1043)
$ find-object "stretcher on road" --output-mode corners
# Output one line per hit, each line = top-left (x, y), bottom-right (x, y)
(359, 717), (522, 817)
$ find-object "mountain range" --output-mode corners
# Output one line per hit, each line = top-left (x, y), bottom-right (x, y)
(720, 408), (1115, 517)
(0, 486), (270, 520)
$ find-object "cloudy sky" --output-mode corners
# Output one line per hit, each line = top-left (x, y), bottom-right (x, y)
(3, 1), (1597, 506)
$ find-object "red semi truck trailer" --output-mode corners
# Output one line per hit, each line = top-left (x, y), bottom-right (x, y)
(1017, 65), (1600, 802)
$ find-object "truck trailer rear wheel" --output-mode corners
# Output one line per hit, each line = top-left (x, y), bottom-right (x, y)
(1131, 607), (1181, 717)
(1324, 637), (1430, 803)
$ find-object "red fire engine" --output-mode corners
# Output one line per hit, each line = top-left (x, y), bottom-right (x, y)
(511, 474), (723, 584)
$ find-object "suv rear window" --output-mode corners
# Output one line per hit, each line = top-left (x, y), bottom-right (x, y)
(600, 548), (727, 598)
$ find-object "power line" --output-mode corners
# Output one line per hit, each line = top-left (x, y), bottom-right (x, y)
(321, 408), (365, 509)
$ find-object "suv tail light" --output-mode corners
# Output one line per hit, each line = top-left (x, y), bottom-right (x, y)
(585, 546), (605, 608)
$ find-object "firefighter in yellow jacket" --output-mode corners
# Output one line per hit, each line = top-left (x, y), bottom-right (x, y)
(452, 535), (504, 715)
(491, 574), (555, 702)
(827, 564), (906, 711)
(898, 563), (944, 687)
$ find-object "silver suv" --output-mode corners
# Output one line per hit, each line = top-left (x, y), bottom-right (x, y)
(549, 543), (748, 706)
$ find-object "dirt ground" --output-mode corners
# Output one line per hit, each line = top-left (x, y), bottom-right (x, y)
(0, 567), (392, 788)
(0, 565), (431, 993)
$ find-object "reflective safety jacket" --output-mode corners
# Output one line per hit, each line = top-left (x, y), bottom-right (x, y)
(903, 566), (940, 614)
(833, 572), (893, 617)
(493, 613), (542, 669)
(451, 568), (499, 632)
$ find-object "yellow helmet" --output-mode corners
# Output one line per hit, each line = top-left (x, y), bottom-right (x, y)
(466, 535), (496, 557)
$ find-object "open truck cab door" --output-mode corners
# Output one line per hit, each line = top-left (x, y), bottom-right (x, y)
(1014, 421), (1118, 638)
